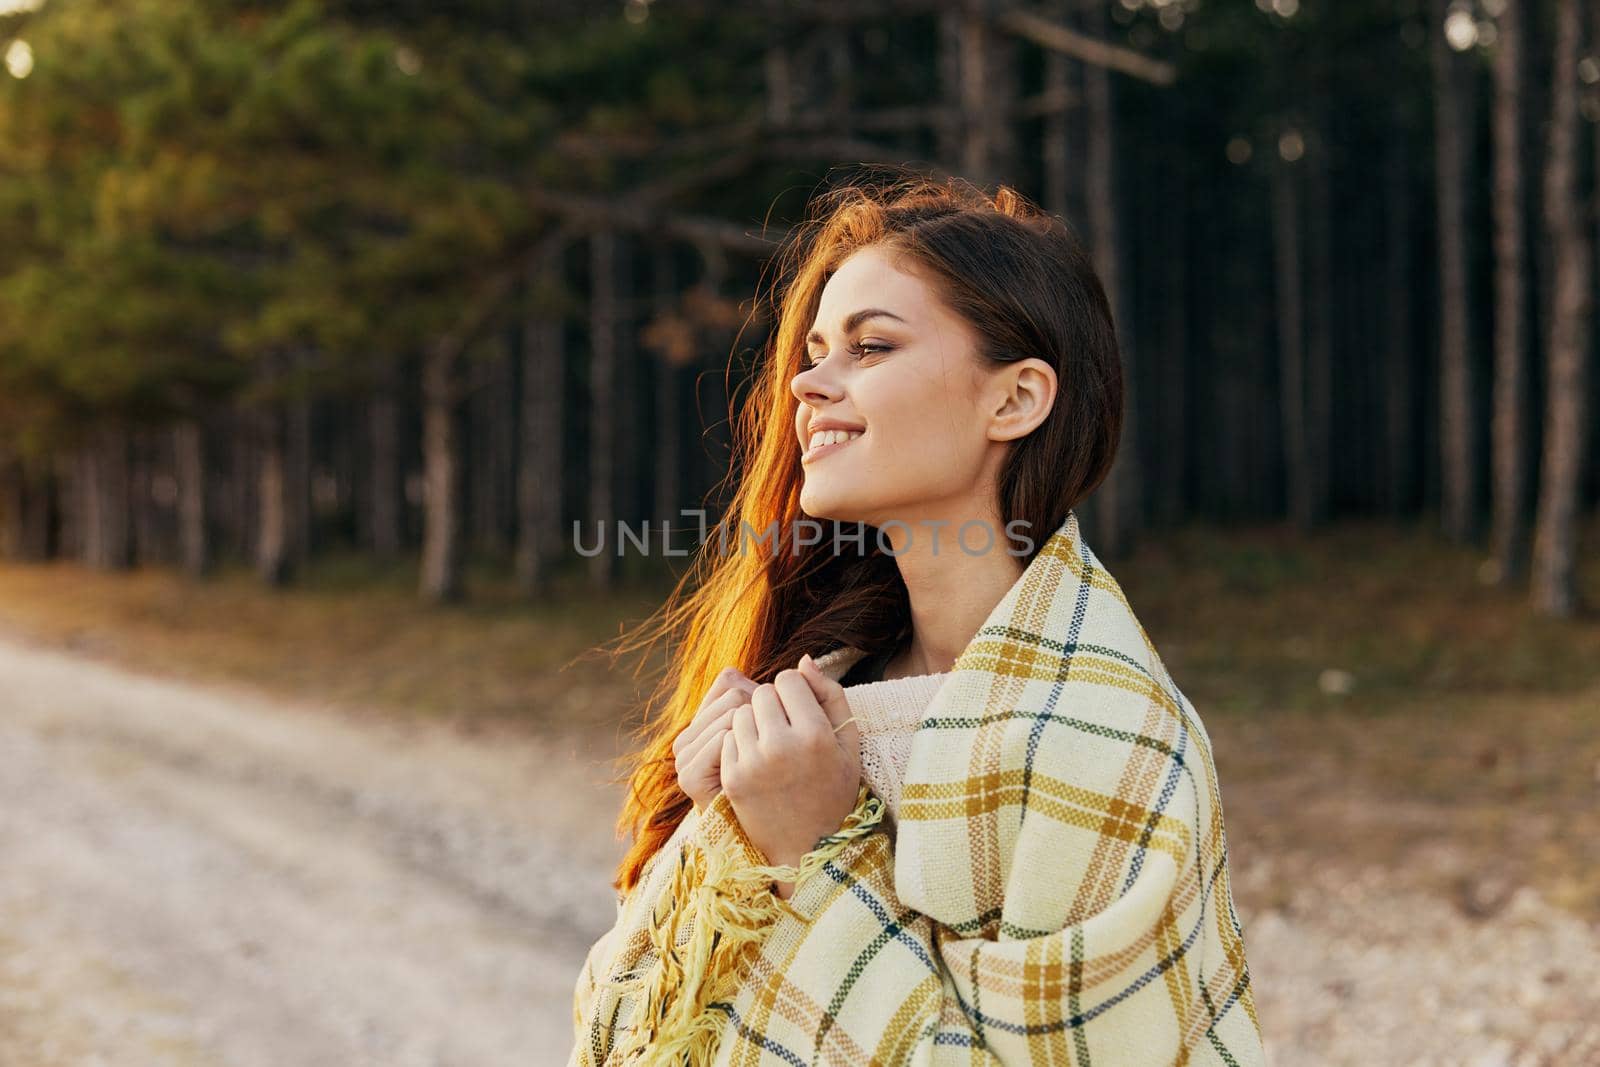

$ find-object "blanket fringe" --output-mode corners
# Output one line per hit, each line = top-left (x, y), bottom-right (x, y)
(610, 784), (885, 1065)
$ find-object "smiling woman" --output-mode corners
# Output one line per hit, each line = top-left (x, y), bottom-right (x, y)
(788, 240), (1066, 549)
(571, 168), (1265, 1066)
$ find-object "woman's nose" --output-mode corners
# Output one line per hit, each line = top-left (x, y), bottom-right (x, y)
(791, 362), (842, 405)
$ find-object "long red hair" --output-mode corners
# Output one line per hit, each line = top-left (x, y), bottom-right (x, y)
(600, 167), (1124, 897)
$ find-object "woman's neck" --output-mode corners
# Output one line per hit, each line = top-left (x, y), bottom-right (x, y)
(886, 526), (1024, 679)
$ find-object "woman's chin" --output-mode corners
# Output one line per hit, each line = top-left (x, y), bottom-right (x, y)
(798, 487), (866, 526)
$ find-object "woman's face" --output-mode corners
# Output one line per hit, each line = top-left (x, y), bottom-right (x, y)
(788, 244), (1054, 537)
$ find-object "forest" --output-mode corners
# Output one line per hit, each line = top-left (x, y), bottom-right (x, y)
(0, 0), (1595, 614)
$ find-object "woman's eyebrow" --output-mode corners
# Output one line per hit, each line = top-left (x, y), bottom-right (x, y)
(806, 308), (908, 346)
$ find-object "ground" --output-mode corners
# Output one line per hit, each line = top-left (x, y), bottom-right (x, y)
(0, 517), (1596, 1065)
(0, 634), (628, 1065)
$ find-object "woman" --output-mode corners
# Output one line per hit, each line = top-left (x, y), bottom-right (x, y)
(569, 171), (1266, 1066)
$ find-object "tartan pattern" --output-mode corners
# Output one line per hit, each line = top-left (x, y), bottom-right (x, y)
(571, 509), (1266, 1065)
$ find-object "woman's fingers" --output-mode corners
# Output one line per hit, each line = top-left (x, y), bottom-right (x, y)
(750, 682), (788, 741)
(676, 684), (753, 755)
(731, 700), (759, 754)
(681, 723), (728, 795)
(679, 703), (737, 765)
(699, 666), (757, 711)
(770, 667), (827, 736)
(796, 659), (857, 751)
(680, 686), (744, 746)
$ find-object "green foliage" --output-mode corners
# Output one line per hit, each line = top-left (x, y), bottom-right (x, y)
(0, 0), (1457, 458)
(0, 0), (794, 448)
(0, 0), (575, 439)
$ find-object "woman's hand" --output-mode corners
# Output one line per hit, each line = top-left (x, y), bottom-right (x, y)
(721, 654), (862, 899)
(674, 666), (759, 813)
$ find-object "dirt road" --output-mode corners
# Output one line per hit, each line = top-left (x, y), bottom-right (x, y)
(0, 634), (629, 1067)
(3, 632), (1597, 1066)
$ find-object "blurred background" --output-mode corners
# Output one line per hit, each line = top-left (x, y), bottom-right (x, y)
(0, 0), (1596, 1064)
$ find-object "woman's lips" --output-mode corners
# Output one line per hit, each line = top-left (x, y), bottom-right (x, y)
(801, 432), (863, 464)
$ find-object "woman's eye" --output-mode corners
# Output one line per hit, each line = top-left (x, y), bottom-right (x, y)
(806, 342), (891, 368)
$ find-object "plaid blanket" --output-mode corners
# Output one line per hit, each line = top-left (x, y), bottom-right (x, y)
(571, 509), (1265, 1065)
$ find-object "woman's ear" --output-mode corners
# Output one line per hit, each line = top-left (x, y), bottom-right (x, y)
(987, 358), (1057, 442)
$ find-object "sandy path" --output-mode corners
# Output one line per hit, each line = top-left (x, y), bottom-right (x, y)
(1237, 854), (1600, 1066)
(0, 635), (630, 1067)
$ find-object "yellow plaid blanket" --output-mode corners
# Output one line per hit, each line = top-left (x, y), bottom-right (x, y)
(571, 510), (1265, 1065)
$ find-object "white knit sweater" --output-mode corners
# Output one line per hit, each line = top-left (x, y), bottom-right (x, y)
(823, 647), (950, 841)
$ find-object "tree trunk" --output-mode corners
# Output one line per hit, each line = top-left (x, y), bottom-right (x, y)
(20, 459), (53, 559)
(1433, 0), (1482, 543)
(174, 418), (209, 578)
(1383, 115), (1418, 518)
(824, 22), (854, 140)
(1084, 0), (1138, 556)
(1041, 43), (1073, 219)
(1158, 110), (1189, 528)
(228, 412), (255, 565)
(77, 443), (98, 567)
(367, 361), (404, 558)
(694, 248), (734, 511)
(493, 339), (517, 554)
(588, 229), (618, 589)
(1304, 127), (1334, 526)
(1530, 0), (1593, 617)
(1041, 2), (1086, 517)
(1040, 0), (1086, 223)
(0, 447), (24, 559)
(517, 248), (566, 597)
(1272, 152), (1312, 529)
(613, 234), (639, 547)
(327, 397), (358, 547)
(287, 351), (313, 570)
(957, 0), (1020, 188)
(469, 339), (515, 557)
(764, 40), (794, 127)
(129, 430), (160, 565)
(256, 405), (292, 587)
(1489, 0), (1531, 584)
(81, 423), (132, 571)
(420, 343), (465, 602)
(1584, 0), (1599, 517)
(936, 10), (965, 165)
(958, 2), (993, 183)
(652, 242), (683, 528)
(54, 451), (80, 560)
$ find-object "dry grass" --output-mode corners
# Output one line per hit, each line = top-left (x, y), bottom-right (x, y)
(1115, 514), (1600, 922)
(0, 553), (677, 749)
(1119, 514), (1600, 717)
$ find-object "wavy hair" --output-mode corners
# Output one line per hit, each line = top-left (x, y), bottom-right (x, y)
(600, 166), (1123, 897)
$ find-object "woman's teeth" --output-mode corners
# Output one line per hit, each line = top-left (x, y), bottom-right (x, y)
(807, 429), (863, 450)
